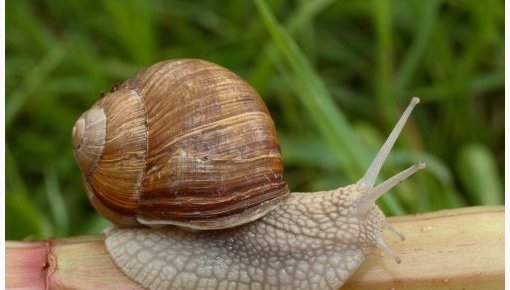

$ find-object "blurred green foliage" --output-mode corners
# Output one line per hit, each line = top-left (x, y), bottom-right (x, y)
(6, 0), (504, 240)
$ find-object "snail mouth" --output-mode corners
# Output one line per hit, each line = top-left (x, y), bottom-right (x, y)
(72, 107), (107, 176)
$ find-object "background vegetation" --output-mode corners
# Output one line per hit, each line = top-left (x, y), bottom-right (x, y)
(6, 0), (504, 240)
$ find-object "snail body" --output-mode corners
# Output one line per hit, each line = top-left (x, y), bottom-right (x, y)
(72, 59), (425, 290)
(105, 183), (393, 290)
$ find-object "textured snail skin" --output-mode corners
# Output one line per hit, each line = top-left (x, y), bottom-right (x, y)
(105, 185), (386, 290)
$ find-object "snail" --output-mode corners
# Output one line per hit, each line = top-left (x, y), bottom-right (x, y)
(72, 59), (425, 290)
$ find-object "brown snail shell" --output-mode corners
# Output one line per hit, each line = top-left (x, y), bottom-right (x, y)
(72, 59), (289, 229)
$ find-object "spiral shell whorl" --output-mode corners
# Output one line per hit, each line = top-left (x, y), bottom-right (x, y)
(72, 108), (107, 176)
(74, 59), (289, 229)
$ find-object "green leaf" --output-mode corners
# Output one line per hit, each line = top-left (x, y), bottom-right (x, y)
(456, 143), (503, 205)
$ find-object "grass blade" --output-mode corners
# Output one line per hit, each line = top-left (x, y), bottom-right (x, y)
(253, 0), (406, 214)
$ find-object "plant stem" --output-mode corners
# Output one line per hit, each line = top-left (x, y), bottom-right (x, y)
(7, 206), (504, 290)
